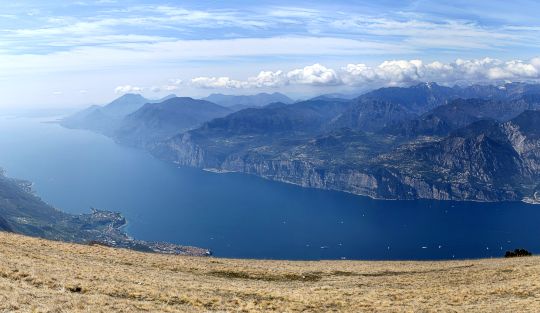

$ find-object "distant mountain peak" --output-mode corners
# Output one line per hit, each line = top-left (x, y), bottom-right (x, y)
(114, 93), (147, 101)
(102, 94), (151, 117)
(114, 96), (231, 147)
(107, 93), (148, 105)
(159, 94), (177, 101)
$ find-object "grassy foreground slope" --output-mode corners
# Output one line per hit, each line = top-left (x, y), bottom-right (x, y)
(1, 232), (540, 312)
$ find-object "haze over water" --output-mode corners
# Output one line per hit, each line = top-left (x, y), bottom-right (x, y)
(0, 114), (538, 260)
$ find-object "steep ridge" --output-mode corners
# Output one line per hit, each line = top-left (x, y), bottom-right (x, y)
(383, 96), (540, 137)
(357, 82), (540, 115)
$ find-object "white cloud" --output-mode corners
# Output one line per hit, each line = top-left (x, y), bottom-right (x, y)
(192, 64), (340, 89)
(168, 78), (183, 85)
(267, 7), (321, 18)
(190, 57), (540, 89)
(114, 85), (143, 93)
(163, 85), (179, 91)
(150, 79), (183, 92)
(287, 64), (341, 85)
(347, 58), (540, 85)
(343, 60), (428, 86)
(151, 85), (179, 92)
(247, 70), (286, 88)
(191, 77), (246, 89)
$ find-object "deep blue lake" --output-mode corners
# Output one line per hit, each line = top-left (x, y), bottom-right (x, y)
(0, 115), (539, 260)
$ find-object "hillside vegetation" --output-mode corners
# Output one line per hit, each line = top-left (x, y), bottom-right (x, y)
(1, 232), (540, 312)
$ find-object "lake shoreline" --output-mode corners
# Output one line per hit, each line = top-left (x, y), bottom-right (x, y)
(201, 165), (540, 205)
(2, 115), (539, 261)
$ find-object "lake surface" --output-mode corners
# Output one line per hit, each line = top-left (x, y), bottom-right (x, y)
(0, 115), (539, 260)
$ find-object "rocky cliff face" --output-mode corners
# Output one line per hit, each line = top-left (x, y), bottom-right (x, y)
(371, 112), (540, 201)
(155, 111), (540, 202)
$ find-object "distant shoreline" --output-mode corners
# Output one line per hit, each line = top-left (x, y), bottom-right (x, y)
(200, 166), (540, 205)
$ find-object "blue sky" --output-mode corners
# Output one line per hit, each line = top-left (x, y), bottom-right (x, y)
(1, 0), (540, 107)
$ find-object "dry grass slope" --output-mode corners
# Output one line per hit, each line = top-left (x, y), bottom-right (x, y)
(1, 232), (540, 312)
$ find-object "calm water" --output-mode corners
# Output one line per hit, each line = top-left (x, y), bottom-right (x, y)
(0, 115), (539, 260)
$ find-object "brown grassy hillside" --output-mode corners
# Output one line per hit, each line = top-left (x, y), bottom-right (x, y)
(0, 232), (539, 312)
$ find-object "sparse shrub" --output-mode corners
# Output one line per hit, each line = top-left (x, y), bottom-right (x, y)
(87, 240), (111, 247)
(66, 285), (83, 293)
(504, 248), (532, 258)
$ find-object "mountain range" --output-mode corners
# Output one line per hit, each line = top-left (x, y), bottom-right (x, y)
(114, 97), (232, 147)
(62, 82), (540, 202)
(61, 93), (176, 135)
(61, 92), (281, 145)
(202, 92), (293, 110)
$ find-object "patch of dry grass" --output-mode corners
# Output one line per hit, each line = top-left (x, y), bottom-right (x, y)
(0, 232), (539, 312)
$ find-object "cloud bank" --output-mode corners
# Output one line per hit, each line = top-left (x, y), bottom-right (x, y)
(189, 58), (540, 89)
